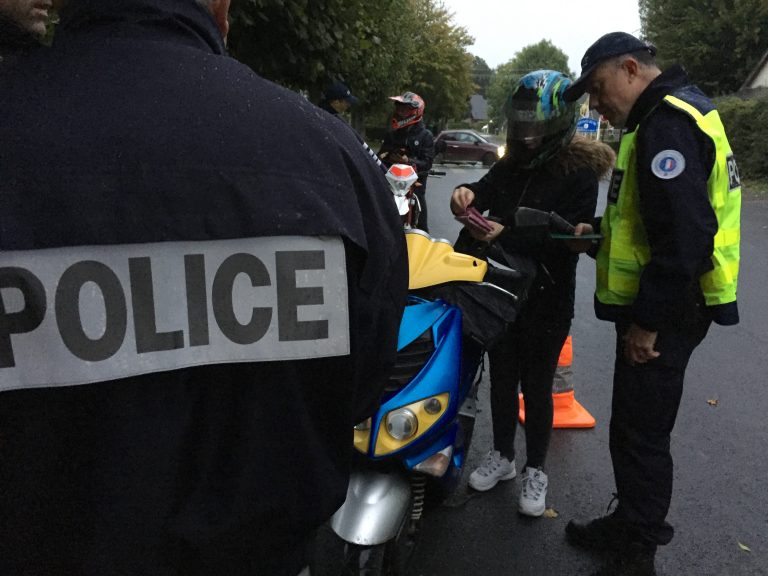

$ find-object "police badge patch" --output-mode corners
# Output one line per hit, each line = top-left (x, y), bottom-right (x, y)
(651, 150), (686, 180)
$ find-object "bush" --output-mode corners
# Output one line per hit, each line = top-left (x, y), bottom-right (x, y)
(716, 95), (768, 180)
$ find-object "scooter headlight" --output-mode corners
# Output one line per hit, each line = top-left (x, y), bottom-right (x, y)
(372, 393), (451, 457)
(386, 409), (418, 441)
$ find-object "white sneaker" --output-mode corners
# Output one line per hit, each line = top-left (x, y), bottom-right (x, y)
(518, 467), (548, 517)
(468, 450), (516, 491)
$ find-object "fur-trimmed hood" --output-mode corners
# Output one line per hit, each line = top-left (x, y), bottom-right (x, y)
(554, 135), (616, 179)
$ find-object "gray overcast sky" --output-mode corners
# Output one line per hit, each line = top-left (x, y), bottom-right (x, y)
(440, 0), (642, 75)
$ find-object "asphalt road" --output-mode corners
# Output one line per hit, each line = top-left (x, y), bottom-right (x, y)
(408, 163), (768, 576)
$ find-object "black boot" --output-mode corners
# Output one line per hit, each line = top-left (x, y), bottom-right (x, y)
(591, 543), (657, 576)
(566, 513), (630, 553)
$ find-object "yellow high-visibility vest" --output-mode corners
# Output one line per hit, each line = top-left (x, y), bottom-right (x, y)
(596, 94), (741, 307)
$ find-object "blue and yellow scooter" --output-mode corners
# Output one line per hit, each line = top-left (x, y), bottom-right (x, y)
(310, 165), (530, 575)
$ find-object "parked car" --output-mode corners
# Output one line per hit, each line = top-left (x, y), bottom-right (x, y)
(434, 129), (505, 166)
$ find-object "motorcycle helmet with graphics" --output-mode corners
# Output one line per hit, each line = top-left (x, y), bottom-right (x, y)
(389, 91), (425, 130)
(504, 70), (577, 169)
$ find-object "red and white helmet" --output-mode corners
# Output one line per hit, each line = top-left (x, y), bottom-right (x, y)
(389, 91), (425, 130)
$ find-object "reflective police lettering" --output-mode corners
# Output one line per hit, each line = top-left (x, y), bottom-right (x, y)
(608, 169), (624, 203)
(184, 254), (209, 347)
(726, 154), (741, 192)
(0, 267), (46, 368)
(277, 250), (328, 341)
(0, 237), (349, 392)
(129, 257), (184, 354)
(56, 260), (128, 361)
(212, 253), (272, 345)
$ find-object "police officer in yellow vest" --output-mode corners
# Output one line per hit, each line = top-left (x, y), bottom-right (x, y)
(561, 32), (740, 576)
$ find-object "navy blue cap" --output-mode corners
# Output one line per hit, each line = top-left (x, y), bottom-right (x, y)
(322, 81), (359, 105)
(564, 32), (657, 101)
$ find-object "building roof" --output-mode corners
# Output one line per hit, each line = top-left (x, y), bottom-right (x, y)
(740, 48), (768, 91)
(469, 94), (488, 121)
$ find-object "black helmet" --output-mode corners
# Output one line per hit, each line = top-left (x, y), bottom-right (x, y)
(504, 70), (577, 169)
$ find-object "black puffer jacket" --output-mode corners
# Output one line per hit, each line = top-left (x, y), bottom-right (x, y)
(464, 137), (615, 323)
(378, 120), (435, 181)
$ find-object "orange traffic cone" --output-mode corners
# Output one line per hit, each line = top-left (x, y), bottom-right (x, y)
(518, 335), (595, 428)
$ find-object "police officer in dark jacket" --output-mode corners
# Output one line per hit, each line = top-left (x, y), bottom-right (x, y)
(563, 33), (741, 576)
(318, 80), (359, 117)
(0, 1), (408, 575)
(378, 91), (435, 232)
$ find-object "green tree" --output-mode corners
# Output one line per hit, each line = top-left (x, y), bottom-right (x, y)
(640, 0), (768, 95)
(228, 0), (474, 133)
(228, 0), (414, 99)
(471, 56), (493, 96)
(335, 1), (419, 131)
(403, 0), (475, 128)
(486, 40), (571, 130)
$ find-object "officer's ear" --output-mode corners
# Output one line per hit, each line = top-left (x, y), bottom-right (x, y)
(619, 57), (640, 82)
(208, 0), (231, 41)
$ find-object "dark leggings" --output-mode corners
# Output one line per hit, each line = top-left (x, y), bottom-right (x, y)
(488, 320), (571, 469)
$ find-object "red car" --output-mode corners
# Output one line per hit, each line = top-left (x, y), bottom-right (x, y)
(434, 129), (505, 166)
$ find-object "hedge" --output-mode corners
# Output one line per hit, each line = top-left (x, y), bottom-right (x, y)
(716, 95), (768, 180)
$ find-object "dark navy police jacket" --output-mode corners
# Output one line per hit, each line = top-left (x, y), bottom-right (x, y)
(0, 1), (407, 575)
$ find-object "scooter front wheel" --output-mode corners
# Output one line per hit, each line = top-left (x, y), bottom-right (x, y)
(309, 524), (386, 576)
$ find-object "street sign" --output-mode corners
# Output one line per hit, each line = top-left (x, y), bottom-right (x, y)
(576, 117), (598, 133)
